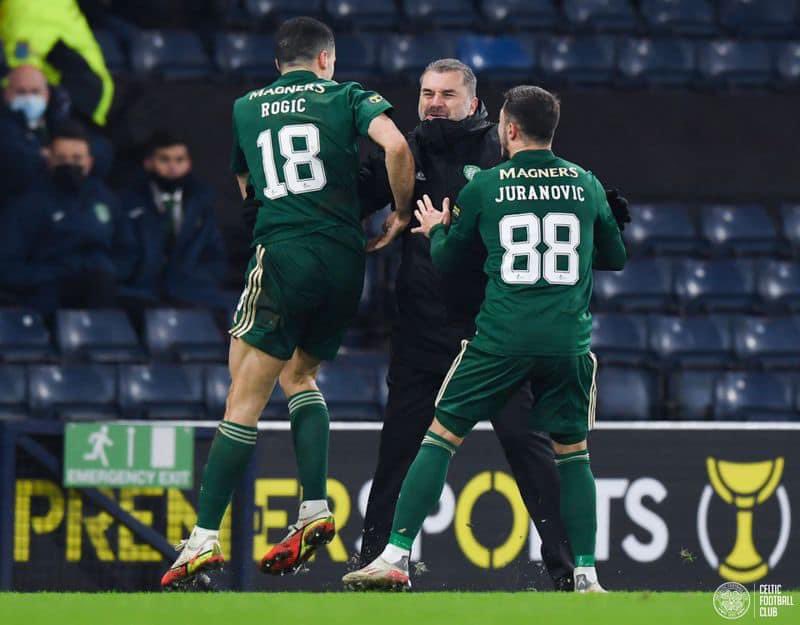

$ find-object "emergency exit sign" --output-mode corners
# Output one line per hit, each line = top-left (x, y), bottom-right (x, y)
(64, 423), (194, 488)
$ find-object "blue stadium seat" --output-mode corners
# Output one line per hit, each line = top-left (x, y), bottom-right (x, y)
(718, 0), (797, 37)
(0, 366), (27, 420)
(29, 365), (117, 421)
(244, 0), (323, 20)
(325, 0), (397, 29)
(697, 40), (773, 88)
(94, 30), (127, 74)
(669, 370), (721, 419)
(776, 42), (800, 86)
(331, 35), (380, 80)
(624, 203), (698, 254)
(781, 204), (800, 250)
(593, 258), (673, 312)
(380, 35), (457, 75)
(757, 260), (800, 313)
(617, 38), (695, 87)
(214, 33), (276, 79)
(56, 310), (144, 363)
(316, 354), (383, 419)
(405, 0), (477, 29)
(714, 372), (795, 421)
(540, 36), (616, 85)
(640, 0), (717, 36)
(563, 0), (637, 32)
(0, 309), (53, 362)
(649, 315), (731, 368)
(733, 316), (800, 369)
(204, 364), (230, 416)
(130, 30), (211, 79)
(590, 313), (648, 365)
(455, 36), (535, 79)
(119, 364), (205, 419)
(674, 259), (756, 313)
(480, 0), (559, 30)
(145, 309), (225, 363)
(699, 204), (777, 256)
(596, 367), (657, 420)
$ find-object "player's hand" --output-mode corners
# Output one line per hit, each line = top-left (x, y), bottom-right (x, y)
(411, 194), (451, 238)
(606, 188), (631, 232)
(242, 184), (261, 233)
(367, 210), (411, 252)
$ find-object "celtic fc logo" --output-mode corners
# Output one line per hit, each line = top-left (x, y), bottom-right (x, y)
(713, 582), (750, 620)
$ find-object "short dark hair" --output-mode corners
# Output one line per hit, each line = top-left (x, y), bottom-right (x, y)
(50, 119), (90, 145)
(502, 86), (560, 143)
(146, 130), (188, 157)
(275, 17), (335, 67)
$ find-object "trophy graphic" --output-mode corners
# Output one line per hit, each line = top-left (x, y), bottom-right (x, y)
(706, 457), (785, 583)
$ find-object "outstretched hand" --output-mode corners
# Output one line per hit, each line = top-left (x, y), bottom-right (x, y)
(411, 194), (451, 238)
(367, 210), (412, 252)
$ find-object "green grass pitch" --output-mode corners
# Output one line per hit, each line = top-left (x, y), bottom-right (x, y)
(2, 592), (798, 625)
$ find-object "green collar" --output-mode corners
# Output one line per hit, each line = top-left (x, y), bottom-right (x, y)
(511, 149), (555, 161)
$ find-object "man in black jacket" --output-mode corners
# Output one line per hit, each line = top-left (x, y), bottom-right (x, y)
(357, 60), (583, 588)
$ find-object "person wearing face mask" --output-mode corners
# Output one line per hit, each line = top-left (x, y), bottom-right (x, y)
(355, 59), (632, 590)
(119, 131), (229, 311)
(0, 121), (136, 312)
(0, 65), (51, 205)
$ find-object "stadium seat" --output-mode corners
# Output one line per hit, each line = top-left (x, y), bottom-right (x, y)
(540, 36), (616, 85)
(617, 38), (695, 87)
(562, 0), (637, 32)
(455, 36), (535, 80)
(325, 0), (397, 29)
(0, 309), (54, 362)
(244, 0), (323, 20)
(776, 42), (800, 86)
(699, 204), (778, 256)
(718, 0), (797, 37)
(214, 33), (276, 79)
(0, 366), (27, 420)
(145, 309), (225, 362)
(697, 40), (773, 88)
(94, 30), (127, 74)
(130, 30), (211, 79)
(330, 35), (380, 80)
(640, 0), (717, 36)
(480, 0), (559, 30)
(757, 260), (800, 313)
(714, 372), (795, 421)
(29, 365), (117, 421)
(119, 364), (206, 419)
(668, 370), (721, 419)
(649, 315), (731, 368)
(733, 316), (800, 369)
(316, 354), (383, 419)
(593, 258), (673, 312)
(596, 367), (657, 420)
(204, 364), (230, 416)
(380, 35), (457, 75)
(404, 0), (477, 29)
(624, 203), (698, 255)
(590, 313), (648, 365)
(56, 310), (144, 363)
(674, 259), (756, 313)
(781, 204), (800, 250)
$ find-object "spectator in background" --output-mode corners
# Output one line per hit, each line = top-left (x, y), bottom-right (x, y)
(0, 65), (50, 204)
(119, 131), (229, 310)
(0, 121), (135, 312)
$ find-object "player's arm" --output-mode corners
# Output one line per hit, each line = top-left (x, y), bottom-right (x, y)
(592, 176), (627, 271)
(365, 114), (415, 251)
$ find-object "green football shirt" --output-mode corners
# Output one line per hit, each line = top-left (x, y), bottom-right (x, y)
(230, 70), (392, 252)
(429, 148), (627, 357)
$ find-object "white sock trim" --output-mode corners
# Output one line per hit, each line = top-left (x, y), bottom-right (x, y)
(381, 543), (410, 565)
(189, 526), (219, 548)
(298, 499), (330, 522)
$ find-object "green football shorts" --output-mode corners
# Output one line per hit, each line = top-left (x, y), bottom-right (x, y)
(434, 340), (598, 443)
(229, 236), (365, 361)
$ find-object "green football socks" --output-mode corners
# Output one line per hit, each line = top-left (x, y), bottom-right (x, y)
(556, 449), (597, 567)
(196, 420), (257, 530)
(389, 431), (458, 551)
(288, 390), (330, 501)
